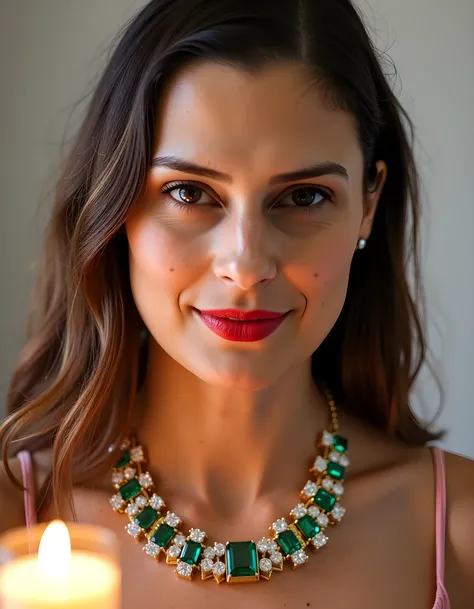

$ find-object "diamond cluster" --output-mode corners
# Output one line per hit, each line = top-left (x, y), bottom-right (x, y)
(109, 424), (348, 584)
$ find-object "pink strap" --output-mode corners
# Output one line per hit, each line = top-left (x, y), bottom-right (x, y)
(13, 447), (450, 607)
(431, 446), (450, 608)
(16, 450), (38, 528)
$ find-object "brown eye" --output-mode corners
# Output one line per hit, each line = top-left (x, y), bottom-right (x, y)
(291, 187), (324, 207)
(276, 186), (331, 210)
(176, 186), (202, 204)
(161, 182), (214, 206)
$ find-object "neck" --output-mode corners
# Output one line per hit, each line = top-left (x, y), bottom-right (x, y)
(135, 341), (332, 519)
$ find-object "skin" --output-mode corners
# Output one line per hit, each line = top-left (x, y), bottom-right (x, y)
(125, 60), (387, 514)
(1, 61), (473, 608)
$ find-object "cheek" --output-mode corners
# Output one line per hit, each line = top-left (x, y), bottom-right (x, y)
(289, 230), (354, 326)
(125, 214), (206, 303)
(314, 242), (353, 291)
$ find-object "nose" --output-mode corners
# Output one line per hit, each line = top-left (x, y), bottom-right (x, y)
(212, 212), (277, 290)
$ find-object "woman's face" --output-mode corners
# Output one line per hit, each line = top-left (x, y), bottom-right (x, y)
(126, 61), (386, 390)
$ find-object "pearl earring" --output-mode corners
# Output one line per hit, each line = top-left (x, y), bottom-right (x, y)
(357, 238), (367, 250)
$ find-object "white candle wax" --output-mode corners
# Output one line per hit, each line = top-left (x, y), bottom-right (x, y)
(0, 551), (120, 609)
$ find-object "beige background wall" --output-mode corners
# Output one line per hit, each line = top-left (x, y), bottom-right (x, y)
(1, 1), (473, 457)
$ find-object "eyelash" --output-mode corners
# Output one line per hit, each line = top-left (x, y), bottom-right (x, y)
(159, 180), (333, 212)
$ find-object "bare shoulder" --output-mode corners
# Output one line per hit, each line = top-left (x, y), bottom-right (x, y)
(0, 456), (26, 534)
(444, 450), (474, 606)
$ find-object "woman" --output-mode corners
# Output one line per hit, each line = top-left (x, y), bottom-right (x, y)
(0, 0), (472, 606)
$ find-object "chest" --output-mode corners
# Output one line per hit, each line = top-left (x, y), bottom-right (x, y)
(57, 482), (438, 609)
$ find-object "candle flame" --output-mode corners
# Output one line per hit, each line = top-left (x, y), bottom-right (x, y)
(38, 520), (71, 579)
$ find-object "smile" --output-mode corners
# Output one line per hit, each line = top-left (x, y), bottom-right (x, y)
(195, 309), (289, 342)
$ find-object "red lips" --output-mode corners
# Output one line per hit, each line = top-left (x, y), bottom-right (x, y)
(197, 309), (288, 342)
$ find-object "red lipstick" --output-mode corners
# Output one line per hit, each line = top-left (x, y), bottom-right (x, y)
(197, 309), (288, 342)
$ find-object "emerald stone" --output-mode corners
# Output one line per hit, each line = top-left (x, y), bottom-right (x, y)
(333, 435), (348, 452)
(314, 488), (337, 512)
(115, 450), (130, 469)
(226, 541), (258, 579)
(296, 514), (320, 540)
(277, 530), (302, 556)
(119, 478), (141, 501)
(134, 506), (159, 530)
(327, 461), (346, 481)
(179, 540), (202, 565)
(150, 523), (175, 548)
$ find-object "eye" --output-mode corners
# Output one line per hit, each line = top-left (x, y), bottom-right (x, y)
(277, 186), (331, 208)
(160, 181), (214, 205)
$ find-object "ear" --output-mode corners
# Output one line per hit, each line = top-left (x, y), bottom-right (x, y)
(359, 160), (387, 239)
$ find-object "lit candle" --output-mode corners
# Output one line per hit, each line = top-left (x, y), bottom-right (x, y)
(0, 521), (120, 609)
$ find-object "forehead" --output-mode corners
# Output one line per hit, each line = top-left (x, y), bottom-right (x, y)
(153, 61), (362, 180)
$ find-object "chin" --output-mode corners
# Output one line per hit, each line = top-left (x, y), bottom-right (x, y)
(193, 360), (283, 392)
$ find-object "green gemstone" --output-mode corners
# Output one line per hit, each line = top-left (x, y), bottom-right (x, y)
(296, 515), (320, 540)
(226, 542), (258, 579)
(333, 435), (348, 453)
(277, 530), (302, 556)
(134, 506), (159, 530)
(179, 540), (202, 565)
(115, 450), (131, 469)
(150, 523), (175, 548)
(119, 478), (141, 501)
(314, 488), (337, 512)
(327, 461), (346, 481)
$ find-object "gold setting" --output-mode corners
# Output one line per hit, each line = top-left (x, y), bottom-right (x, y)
(109, 384), (347, 584)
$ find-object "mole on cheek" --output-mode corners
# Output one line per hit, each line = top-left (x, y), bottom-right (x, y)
(169, 267), (175, 272)
(313, 272), (319, 278)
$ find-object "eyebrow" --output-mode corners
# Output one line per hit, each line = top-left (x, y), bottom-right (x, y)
(151, 155), (349, 184)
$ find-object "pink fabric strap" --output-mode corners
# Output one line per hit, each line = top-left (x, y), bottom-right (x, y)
(16, 450), (38, 528)
(14, 447), (450, 608)
(430, 446), (450, 609)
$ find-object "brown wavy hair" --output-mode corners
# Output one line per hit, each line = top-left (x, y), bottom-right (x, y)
(1, 0), (444, 517)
